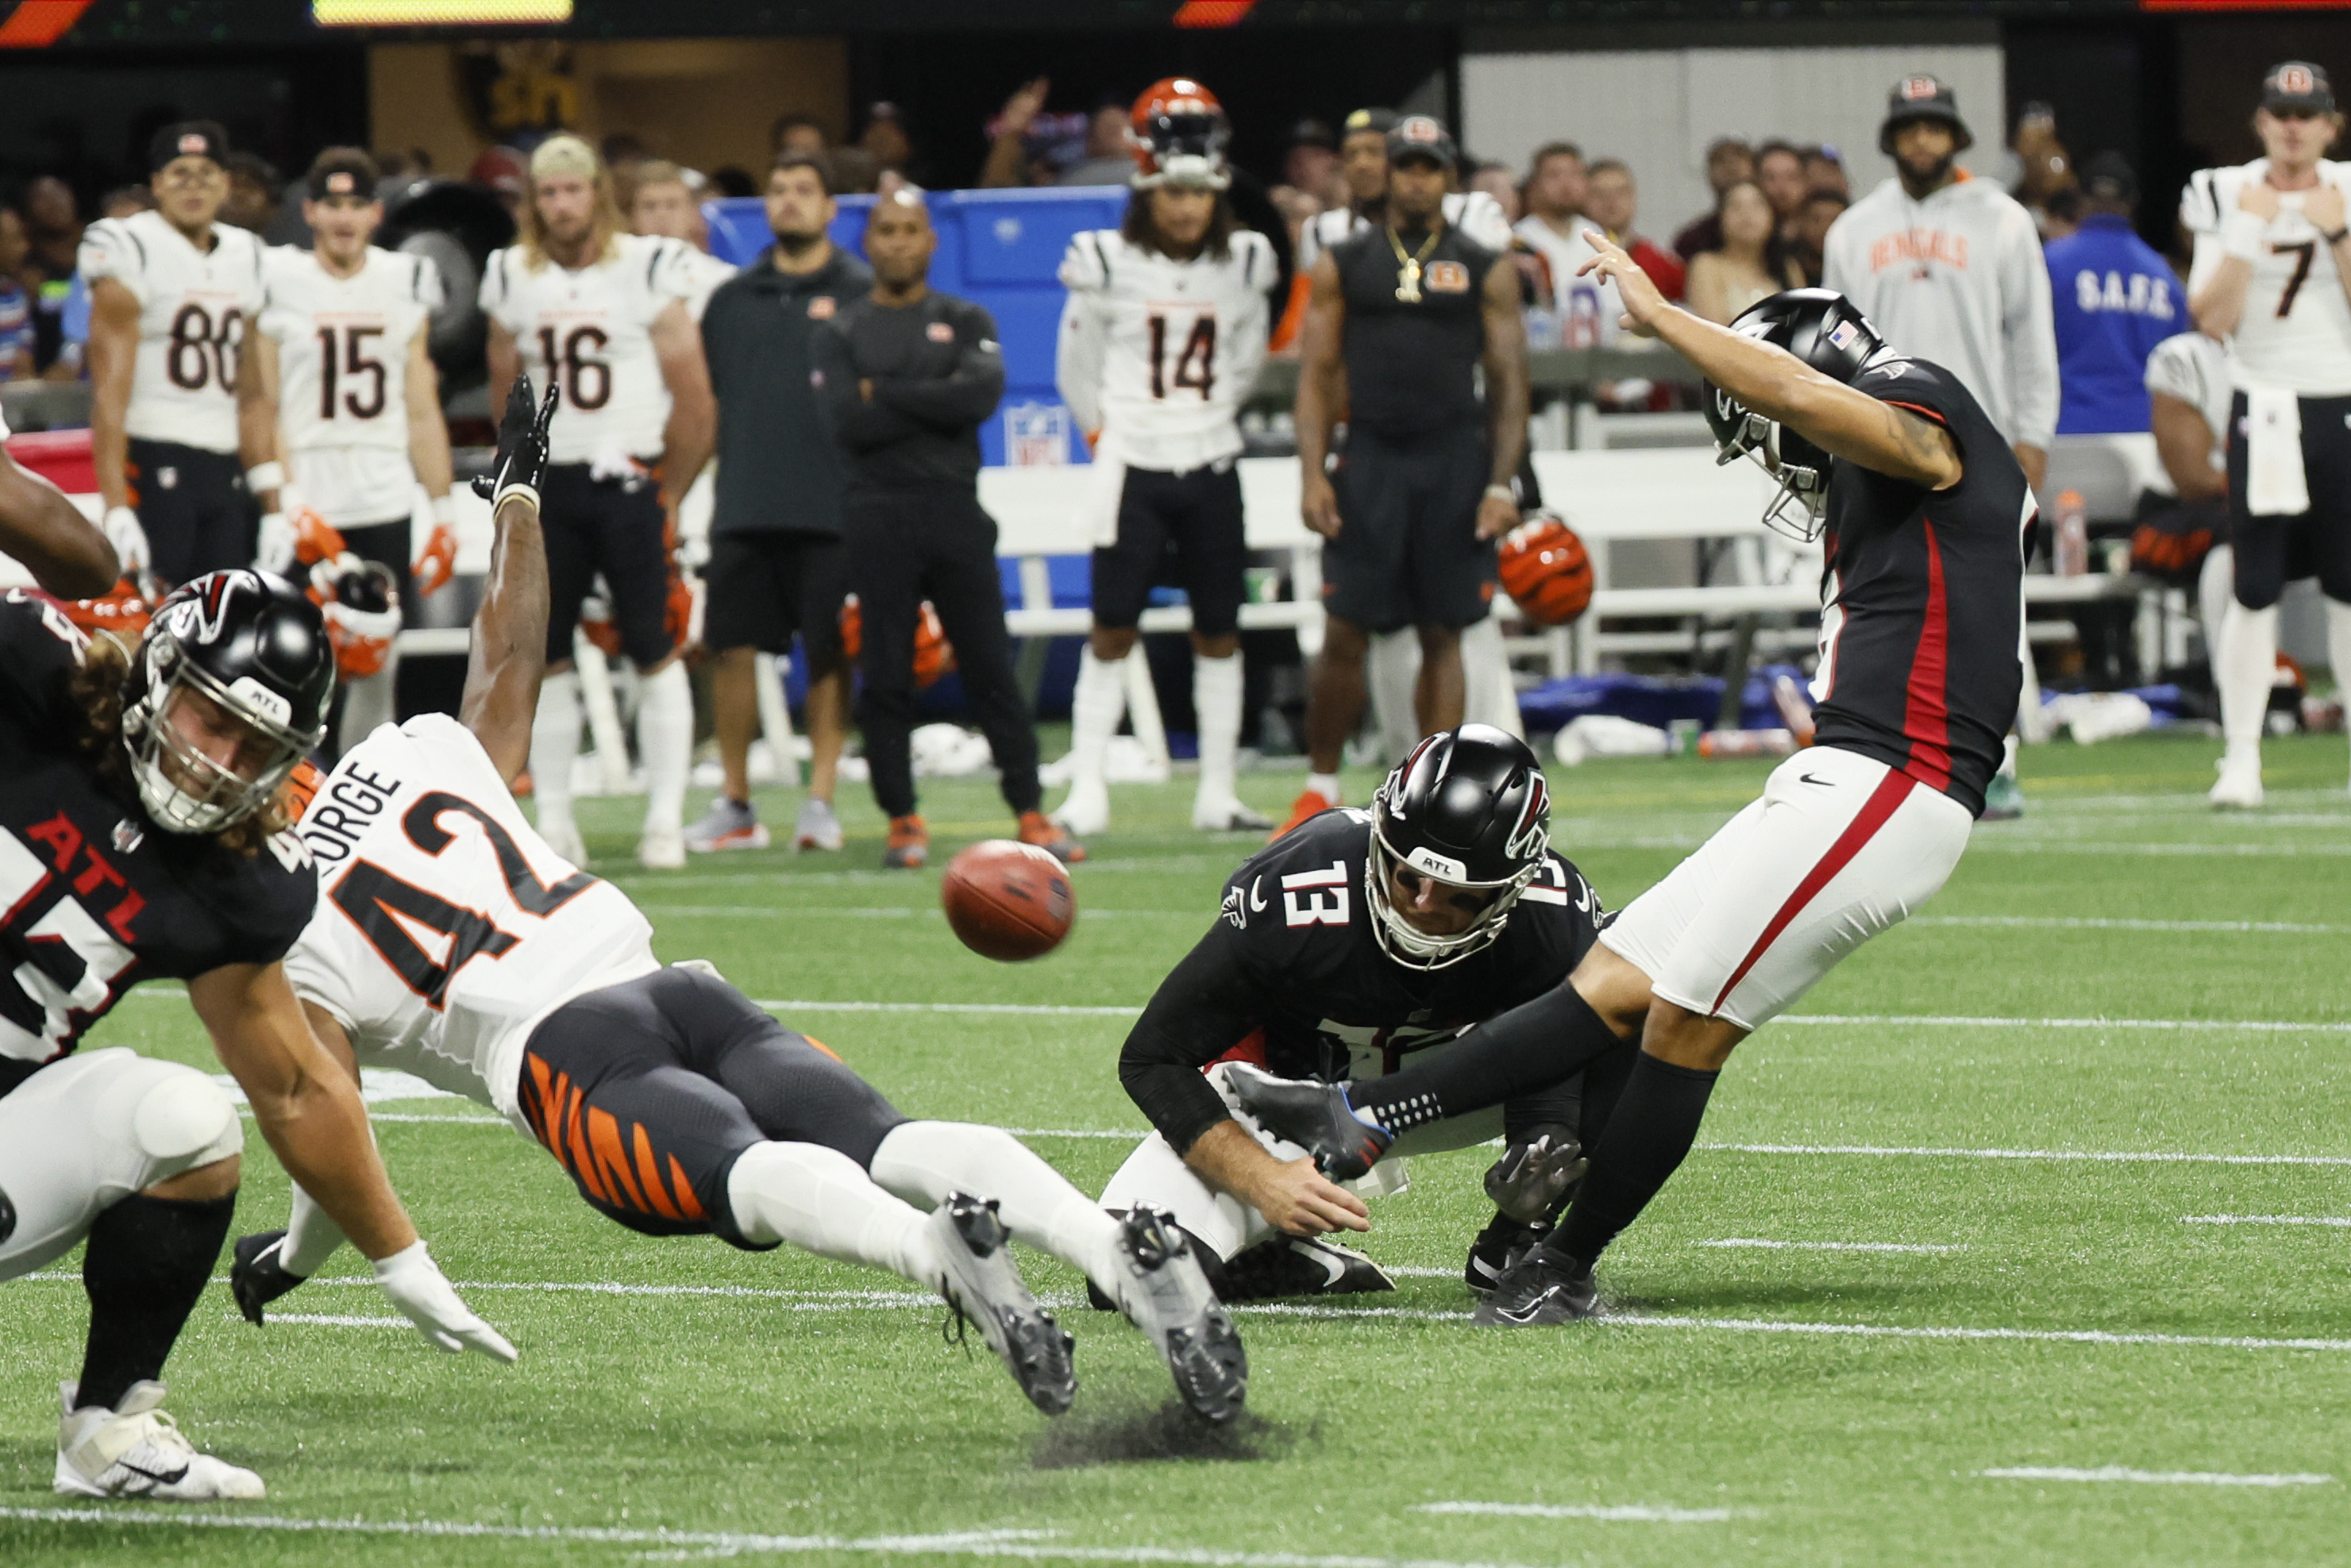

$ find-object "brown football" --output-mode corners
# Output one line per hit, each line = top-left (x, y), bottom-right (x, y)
(940, 840), (1075, 961)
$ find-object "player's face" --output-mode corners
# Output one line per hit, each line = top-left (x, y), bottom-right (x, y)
(1385, 861), (1499, 938)
(631, 180), (698, 241)
(1585, 169), (1634, 232)
(1529, 152), (1585, 218)
(150, 156), (226, 233)
(1341, 133), (1389, 202)
(533, 171), (597, 247)
(158, 686), (279, 796)
(1719, 182), (1775, 248)
(1888, 124), (1957, 188)
(1388, 158), (1449, 224)
(304, 194), (383, 265)
(765, 166), (834, 245)
(1150, 185), (1217, 251)
(865, 199), (935, 287)
(2255, 108), (2341, 170)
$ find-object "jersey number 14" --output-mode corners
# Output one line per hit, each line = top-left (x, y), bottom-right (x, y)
(1147, 313), (1216, 400)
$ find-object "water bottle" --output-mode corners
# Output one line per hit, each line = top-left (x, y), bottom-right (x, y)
(2053, 487), (2089, 577)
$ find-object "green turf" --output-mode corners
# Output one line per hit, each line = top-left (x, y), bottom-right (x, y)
(9, 730), (2351, 1566)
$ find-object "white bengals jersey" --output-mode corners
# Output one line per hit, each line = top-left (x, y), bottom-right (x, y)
(1055, 229), (1273, 473)
(479, 233), (697, 465)
(77, 210), (265, 453)
(2144, 330), (2234, 479)
(283, 714), (660, 1125)
(1296, 190), (1513, 269)
(673, 247), (738, 323)
(2183, 159), (2351, 396)
(256, 246), (443, 527)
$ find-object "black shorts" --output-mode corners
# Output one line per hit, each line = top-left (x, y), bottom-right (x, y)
(1090, 464), (1247, 638)
(701, 530), (849, 672)
(2226, 391), (2351, 609)
(541, 463), (674, 666)
(1324, 425), (1497, 634)
(126, 439), (255, 586)
(517, 966), (908, 1249)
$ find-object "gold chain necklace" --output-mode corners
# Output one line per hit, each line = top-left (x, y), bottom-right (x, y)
(1387, 223), (1442, 302)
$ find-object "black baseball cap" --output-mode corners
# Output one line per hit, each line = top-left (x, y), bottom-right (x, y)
(148, 120), (229, 175)
(306, 148), (380, 202)
(1343, 107), (1397, 141)
(2080, 151), (2137, 207)
(1386, 114), (1458, 170)
(1879, 74), (1973, 155)
(2262, 60), (2335, 116)
(1286, 118), (1339, 152)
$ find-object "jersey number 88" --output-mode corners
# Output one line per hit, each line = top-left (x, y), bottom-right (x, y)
(167, 303), (242, 392)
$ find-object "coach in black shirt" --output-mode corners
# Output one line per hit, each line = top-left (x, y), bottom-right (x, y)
(813, 188), (1081, 869)
(692, 152), (872, 857)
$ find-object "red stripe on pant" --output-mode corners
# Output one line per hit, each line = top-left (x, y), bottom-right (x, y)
(1708, 768), (1917, 1016)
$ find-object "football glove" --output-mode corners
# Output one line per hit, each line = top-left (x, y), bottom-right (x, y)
(229, 1231), (308, 1324)
(472, 372), (560, 513)
(1482, 1127), (1588, 1225)
(101, 506), (149, 578)
(373, 1239), (518, 1362)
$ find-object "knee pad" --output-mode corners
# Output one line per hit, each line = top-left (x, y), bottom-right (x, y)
(132, 1067), (242, 1172)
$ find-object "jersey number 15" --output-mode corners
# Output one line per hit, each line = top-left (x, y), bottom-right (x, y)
(315, 325), (388, 420)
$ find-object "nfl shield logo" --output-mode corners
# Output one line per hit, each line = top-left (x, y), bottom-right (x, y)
(1004, 402), (1070, 467)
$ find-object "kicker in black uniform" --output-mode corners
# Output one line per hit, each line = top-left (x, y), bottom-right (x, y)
(1102, 725), (1621, 1298)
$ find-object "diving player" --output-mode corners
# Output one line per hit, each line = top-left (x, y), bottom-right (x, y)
(241, 147), (459, 760)
(1231, 253), (2029, 1326)
(230, 379), (1251, 1425)
(1104, 725), (1613, 1297)
(1052, 78), (1275, 838)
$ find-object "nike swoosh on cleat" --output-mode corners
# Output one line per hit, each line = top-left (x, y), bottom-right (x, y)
(116, 1461), (191, 1487)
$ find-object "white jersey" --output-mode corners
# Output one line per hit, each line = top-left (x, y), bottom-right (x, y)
(675, 246), (738, 323)
(77, 210), (266, 453)
(2144, 330), (2234, 480)
(1513, 214), (1620, 349)
(282, 714), (661, 1125)
(479, 233), (697, 465)
(1297, 190), (1513, 270)
(2181, 159), (2351, 397)
(1055, 229), (1273, 473)
(256, 245), (443, 526)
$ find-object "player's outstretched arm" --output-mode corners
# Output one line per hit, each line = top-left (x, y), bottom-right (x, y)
(0, 449), (116, 599)
(1577, 229), (1961, 491)
(461, 373), (559, 784)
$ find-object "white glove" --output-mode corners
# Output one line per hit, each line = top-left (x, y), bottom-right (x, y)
(102, 506), (148, 578)
(256, 510), (296, 575)
(372, 1240), (518, 1362)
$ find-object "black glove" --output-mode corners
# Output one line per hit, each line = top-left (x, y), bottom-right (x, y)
(1482, 1125), (1588, 1224)
(471, 372), (561, 510)
(229, 1231), (309, 1326)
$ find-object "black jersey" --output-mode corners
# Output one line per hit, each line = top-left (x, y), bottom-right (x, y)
(1331, 222), (1497, 439)
(813, 290), (1005, 496)
(1120, 808), (1603, 1155)
(0, 592), (317, 1097)
(1808, 356), (2031, 819)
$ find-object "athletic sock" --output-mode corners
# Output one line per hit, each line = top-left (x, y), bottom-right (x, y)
(338, 665), (396, 755)
(1069, 650), (1128, 792)
(869, 1121), (1126, 1301)
(529, 670), (583, 834)
(638, 661), (692, 836)
(1307, 770), (1341, 806)
(726, 1141), (940, 1286)
(1348, 981), (1628, 1134)
(2216, 602), (2280, 750)
(1546, 1054), (1719, 1269)
(75, 1193), (236, 1412)
(279, 1181), (348, 1277)
(1192, 652), (1244, 810)
(2326, 599), (2351, 781)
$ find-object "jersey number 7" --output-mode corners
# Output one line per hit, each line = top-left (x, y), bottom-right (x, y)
(332, 792), (596, 1007)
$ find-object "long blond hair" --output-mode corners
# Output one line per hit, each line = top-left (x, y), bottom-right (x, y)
(516, 134), (624, 270)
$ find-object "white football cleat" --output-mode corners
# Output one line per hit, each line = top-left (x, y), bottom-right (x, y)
(1050, 782), (1110, 838)
(538, 815), (588, 866)
(55, 1382), (265, 1501)
(1192, 795), (1274, 833)
(2210, 747), (2264, 810)
(1112, 1205), (1247, 1424)
(638, 825), (687, 870)
(927, 1193), (1076, 1415)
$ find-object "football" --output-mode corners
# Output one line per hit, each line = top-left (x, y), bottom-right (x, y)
(940, 840), (1075, 961)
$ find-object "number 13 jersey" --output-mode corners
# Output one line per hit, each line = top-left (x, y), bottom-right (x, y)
(478, 233), (698, 466)
(77, 210), (266, 454)
(283, 714), (658, 1124)
(1056, 228), (1273, 474)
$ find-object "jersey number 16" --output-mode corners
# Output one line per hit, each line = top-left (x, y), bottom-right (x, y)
(538, 325), (613, 411)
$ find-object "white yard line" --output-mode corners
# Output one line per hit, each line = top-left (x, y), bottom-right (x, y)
(0, 1508), (1565, 1568)
(1910, 915), (2349, 935)
(1965, 841), (2351, 858)
(1979, 1466), (2334, 1488)
(1694, 1239), (1961, 1254)
(250, 1313), (411, 1328)
(1412, 1503), (1740, 1524)
(2182, 1215), (2351, 1227)
(752, 999), (1143, 1017)
(1779, 1013), (2351, 1033)
(1705, 1142), (2351, 1167)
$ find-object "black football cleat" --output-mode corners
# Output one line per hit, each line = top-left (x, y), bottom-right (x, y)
(1220, 1062), (1393, 1181)
(929, 1192), (1078, 1416)
(1464, 1212), (1547, 1298)
(1111, 1207), (1249, 1424)
(1472, 1244), (1598, 1327)
(1220, 1235), (1397, 1302)
(229, 1231), (309, 1326)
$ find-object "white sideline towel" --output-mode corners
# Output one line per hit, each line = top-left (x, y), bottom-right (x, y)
(1081, 437), (1127, 548)
(2244, 387), (2310, 517)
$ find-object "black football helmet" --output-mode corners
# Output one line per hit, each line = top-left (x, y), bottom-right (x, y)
(123, 569), (333, 834)
(1704, 288), (1888, 542)
(1366, 724), (1552, 970)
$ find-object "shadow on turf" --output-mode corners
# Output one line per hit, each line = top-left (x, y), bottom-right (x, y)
(1031, 1401), (1301, 1469)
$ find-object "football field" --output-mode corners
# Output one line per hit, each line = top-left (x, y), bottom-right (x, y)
(6, 732), (2351, 1566)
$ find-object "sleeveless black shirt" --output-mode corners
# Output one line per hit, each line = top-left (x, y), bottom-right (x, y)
(1331, 222), (1496, 440)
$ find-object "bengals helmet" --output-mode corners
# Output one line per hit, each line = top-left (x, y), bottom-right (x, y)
(1130, 77), (1231, 190)
(308, 553), (402, 680)
(1497, 514), (1594, 626)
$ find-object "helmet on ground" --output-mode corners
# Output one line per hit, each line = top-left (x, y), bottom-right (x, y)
(1704, 287), (1887, 542)
(1130, 77), (1231, 190)
(308, 553), (402, 680)
(1497, 513), (1594, 626)
(1366, 724), (1551, 970)
(124, 569), (333, 834)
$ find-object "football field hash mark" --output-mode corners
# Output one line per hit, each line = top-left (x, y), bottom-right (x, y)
(1694, 1239), (1962, 1253)
(1414, 1502), (1742, 1523)
(2182, 1215), (2351, 1227)
(1979, 1466), (2334, 1488)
